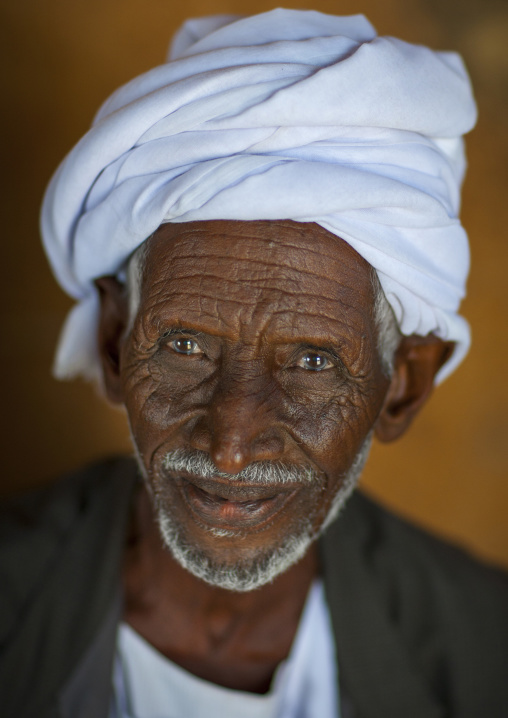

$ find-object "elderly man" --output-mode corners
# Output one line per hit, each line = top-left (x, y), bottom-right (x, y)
(2, 9), (508, 718)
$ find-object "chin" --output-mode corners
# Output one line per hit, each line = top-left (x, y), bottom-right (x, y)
(155, 506), (316, 592)
(153, 434), (372, 592)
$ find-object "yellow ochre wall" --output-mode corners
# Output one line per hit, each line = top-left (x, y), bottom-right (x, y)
(1, 0), (507, 568)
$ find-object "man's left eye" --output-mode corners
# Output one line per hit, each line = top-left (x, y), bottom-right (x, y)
(170, 338), (202, 355)
(298, 352), (333, 371)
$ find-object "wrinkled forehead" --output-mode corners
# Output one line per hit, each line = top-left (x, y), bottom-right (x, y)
(137, 219), (377, 342)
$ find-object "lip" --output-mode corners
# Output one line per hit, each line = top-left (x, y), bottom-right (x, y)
(171, 473), (298, 529)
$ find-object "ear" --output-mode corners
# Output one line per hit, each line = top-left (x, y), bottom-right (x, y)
(374, 335), (455, 443)
(95, 276), (129, 404)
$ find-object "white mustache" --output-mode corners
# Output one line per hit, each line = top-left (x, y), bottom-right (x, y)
(162, 449), (318, 485)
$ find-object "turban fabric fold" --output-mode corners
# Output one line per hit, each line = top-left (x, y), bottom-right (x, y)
(40, 9), (477, 383)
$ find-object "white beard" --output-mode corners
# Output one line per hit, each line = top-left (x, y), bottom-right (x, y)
(143, 435), (372, 592)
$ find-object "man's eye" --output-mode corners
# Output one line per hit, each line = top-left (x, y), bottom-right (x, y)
(298, 352), (333, 371)
(169, 338), (201, 355)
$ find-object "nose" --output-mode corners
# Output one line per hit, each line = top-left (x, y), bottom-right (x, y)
(189, 373), (285, 475)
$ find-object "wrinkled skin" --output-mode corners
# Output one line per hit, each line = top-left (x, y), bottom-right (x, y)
(125, 220), (390, 556)
(97, 219), (451, 691)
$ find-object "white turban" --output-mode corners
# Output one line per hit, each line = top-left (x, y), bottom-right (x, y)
(41, 9), (477, 383)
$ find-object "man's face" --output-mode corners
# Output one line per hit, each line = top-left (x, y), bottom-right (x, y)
(116, 220), (390, 589)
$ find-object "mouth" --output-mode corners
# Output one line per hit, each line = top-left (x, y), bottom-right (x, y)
(172, 473), (297, 529)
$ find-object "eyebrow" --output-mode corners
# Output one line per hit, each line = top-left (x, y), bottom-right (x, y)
(160, 327), (204, 339)
(158, 320), (342, 342)
(159, 324), (347, 356)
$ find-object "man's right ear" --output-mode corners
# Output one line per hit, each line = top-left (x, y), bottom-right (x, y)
(95, 276), (129, 404)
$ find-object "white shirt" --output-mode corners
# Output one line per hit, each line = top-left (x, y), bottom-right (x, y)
(110, 581), (340, 718)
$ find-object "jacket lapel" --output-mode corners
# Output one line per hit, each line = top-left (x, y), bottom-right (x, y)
(320, 494), (445, 718)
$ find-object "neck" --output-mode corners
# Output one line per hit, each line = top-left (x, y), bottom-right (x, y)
(122, 482), (319, 692)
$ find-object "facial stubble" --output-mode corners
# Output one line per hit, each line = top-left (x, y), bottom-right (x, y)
(137, 436), (372, 592)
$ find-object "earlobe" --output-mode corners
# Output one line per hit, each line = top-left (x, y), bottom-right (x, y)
(95, 276), (129, 404)
(374, 335), (455, 443)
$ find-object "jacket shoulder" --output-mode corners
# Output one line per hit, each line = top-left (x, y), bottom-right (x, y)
(0, 456), (137, 642)
(345, 490), (508, 611)
(0, 457), (138, 718)
(321, 491), (508, 716)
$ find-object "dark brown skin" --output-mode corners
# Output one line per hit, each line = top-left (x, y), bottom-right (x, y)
(122, 482), (319, 692)
(96, 219), (452, 693)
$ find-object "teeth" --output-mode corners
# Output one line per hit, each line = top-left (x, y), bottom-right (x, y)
(195, 484), (273, 505)
(180, 475), (280, 503)
(175, 475), (295, 529)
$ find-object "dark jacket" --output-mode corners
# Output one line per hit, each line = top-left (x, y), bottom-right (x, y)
(1, 458), (507, 718)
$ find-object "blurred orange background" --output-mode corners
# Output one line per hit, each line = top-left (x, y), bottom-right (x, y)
(1, 0), (507, 568)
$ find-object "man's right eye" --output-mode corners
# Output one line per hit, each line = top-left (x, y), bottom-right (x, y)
(169, 337), (202, 355)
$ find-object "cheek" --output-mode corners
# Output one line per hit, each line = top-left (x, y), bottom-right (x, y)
(121, 351), (213, 446)
(281, 378), (379, 464)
